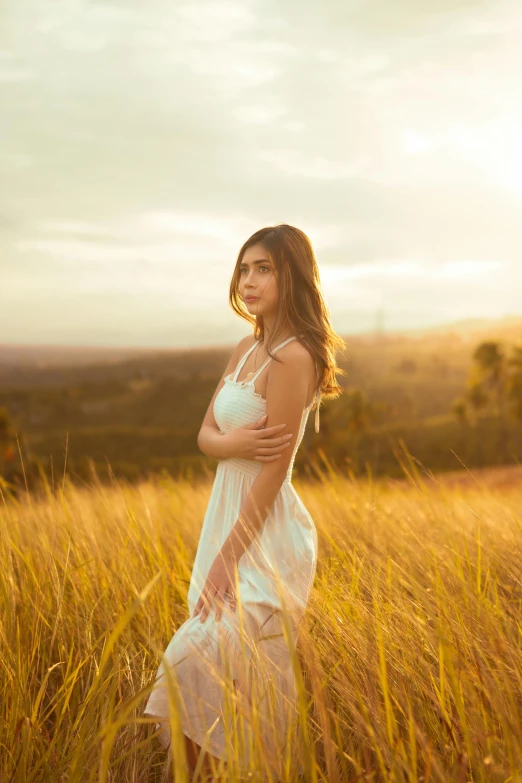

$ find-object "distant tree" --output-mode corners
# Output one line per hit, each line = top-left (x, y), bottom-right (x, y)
(396, 358), (417, 374)
(367, 400), (395, 427)
(431, 353), (449, 378)
(451, 398), (469, 457)
(0, 407), (16, 480)
(471, 341), (508, 459)
(472, 341), (508, 417)
(462, 382), (488, 465)
(403, 391), (418, 419)
(452, 398), (469, 428)
(507, 343), (522, 423)
(0, 407), (11, 439)
(465, 380), (488, 426)
(346, 388), (372, 434)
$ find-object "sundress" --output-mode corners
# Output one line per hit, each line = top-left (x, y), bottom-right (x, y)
(143, 335), (320, 773)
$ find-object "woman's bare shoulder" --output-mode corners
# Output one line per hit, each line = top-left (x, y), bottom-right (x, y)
(268, 339), (317, 405)
(234, 334), (257, 355)
(227, 334), (256, 364)
(276, 338), (316, 373)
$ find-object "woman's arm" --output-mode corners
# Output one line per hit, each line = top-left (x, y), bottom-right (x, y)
(219, 341), (315, 563)
(196, 336), (254, 460)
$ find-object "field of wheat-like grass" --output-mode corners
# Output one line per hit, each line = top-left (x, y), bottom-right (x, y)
(1, 454), (521, 782)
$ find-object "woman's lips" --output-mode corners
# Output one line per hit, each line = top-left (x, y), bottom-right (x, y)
(245, 296), (259, 302)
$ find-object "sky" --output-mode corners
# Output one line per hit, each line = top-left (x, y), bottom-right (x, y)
(1, 0), (521, 348)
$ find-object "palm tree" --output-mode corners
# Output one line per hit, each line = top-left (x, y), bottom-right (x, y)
(465, 381), (488, 426)
(452, 398), (468, 427)
(471, 341), (509, 460)
(452, 398), (470, 460)
(464, 381), (488, 465)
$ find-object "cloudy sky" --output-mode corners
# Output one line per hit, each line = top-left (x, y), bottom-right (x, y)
(2, 0), (521, 347)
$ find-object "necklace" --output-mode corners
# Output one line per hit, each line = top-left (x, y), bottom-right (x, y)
(253, 341), (263, 371)
(244, 342), (263, 380)
(244, 333), (296, 381)
(244, 340), (271, 381)
(246, 333), (295, 379)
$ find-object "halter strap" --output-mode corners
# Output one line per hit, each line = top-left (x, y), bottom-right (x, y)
(233, 335), (322, 433)
(232, 341), (258, 382)
(249, 336), (297, 383)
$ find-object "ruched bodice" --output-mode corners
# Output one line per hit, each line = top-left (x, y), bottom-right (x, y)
(213, 373), (313, 484)
(213, 334), (319, 483)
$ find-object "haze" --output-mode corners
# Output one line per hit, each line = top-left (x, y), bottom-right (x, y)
(2, 0), (521, 347)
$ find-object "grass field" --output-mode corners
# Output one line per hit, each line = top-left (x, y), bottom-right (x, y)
(1, 452), (521, 782)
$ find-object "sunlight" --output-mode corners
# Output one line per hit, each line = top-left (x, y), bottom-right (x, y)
(400, 129), (434, 155)
(449, 123), (522, 199)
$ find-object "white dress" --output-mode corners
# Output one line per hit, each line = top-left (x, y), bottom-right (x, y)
(143, 335), (320, 772)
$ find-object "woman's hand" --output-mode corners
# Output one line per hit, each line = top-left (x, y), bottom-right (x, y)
(224, 415), (293, 462)
(192, 551), (238, 623)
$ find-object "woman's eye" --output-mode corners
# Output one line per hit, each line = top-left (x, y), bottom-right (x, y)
(240, 265), (270, 274)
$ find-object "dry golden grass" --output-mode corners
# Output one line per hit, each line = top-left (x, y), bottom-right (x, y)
(1, 451), (521, 782)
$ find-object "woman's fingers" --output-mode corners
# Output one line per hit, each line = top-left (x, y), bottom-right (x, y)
(193, 585), (210, 615)
(256, 436), (293, 451)
(192, 552), (239, 624)
(216, 584), (237, 620)
(258, 443), (291, 455)
(215, 588), (227, 622)
(197, 586), (216, 623)
(199, 593), (212, 622)
(225, 587), (236, 616)
(192, 591), (204, 616)
(256, 429), (290, 444)
(256, 423), (287, 435)
(254, 441), (292, 461)
(195, 584), (236, 623)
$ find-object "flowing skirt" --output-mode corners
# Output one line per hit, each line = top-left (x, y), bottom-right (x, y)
(143, 460), (318, 772)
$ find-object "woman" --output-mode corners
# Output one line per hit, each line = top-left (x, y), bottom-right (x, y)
(144, 224), (344, 780)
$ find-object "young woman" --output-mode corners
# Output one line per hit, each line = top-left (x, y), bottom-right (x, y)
(144, 224), (344, 780)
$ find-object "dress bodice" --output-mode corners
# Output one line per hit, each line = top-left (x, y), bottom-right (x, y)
(213, 336), (319, 484)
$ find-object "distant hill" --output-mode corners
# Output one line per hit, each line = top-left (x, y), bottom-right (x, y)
(0, 344), (184, 368)
(1, 312), (521, 484)
(398, 315), (522, 340)
(1, 314), (521, 370)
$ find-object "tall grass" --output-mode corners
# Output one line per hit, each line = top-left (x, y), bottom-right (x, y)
(0, 448), (521, 781)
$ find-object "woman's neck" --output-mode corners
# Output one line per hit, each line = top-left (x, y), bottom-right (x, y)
(259, 317), (295, 348)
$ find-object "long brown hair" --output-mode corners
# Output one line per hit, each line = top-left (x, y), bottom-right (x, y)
(229, 223), (346, 402)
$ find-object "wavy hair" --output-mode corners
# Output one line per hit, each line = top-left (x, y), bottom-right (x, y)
(229, 223), (346, 403)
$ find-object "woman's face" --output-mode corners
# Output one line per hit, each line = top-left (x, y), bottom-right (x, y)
(238, 243), (279, 317)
